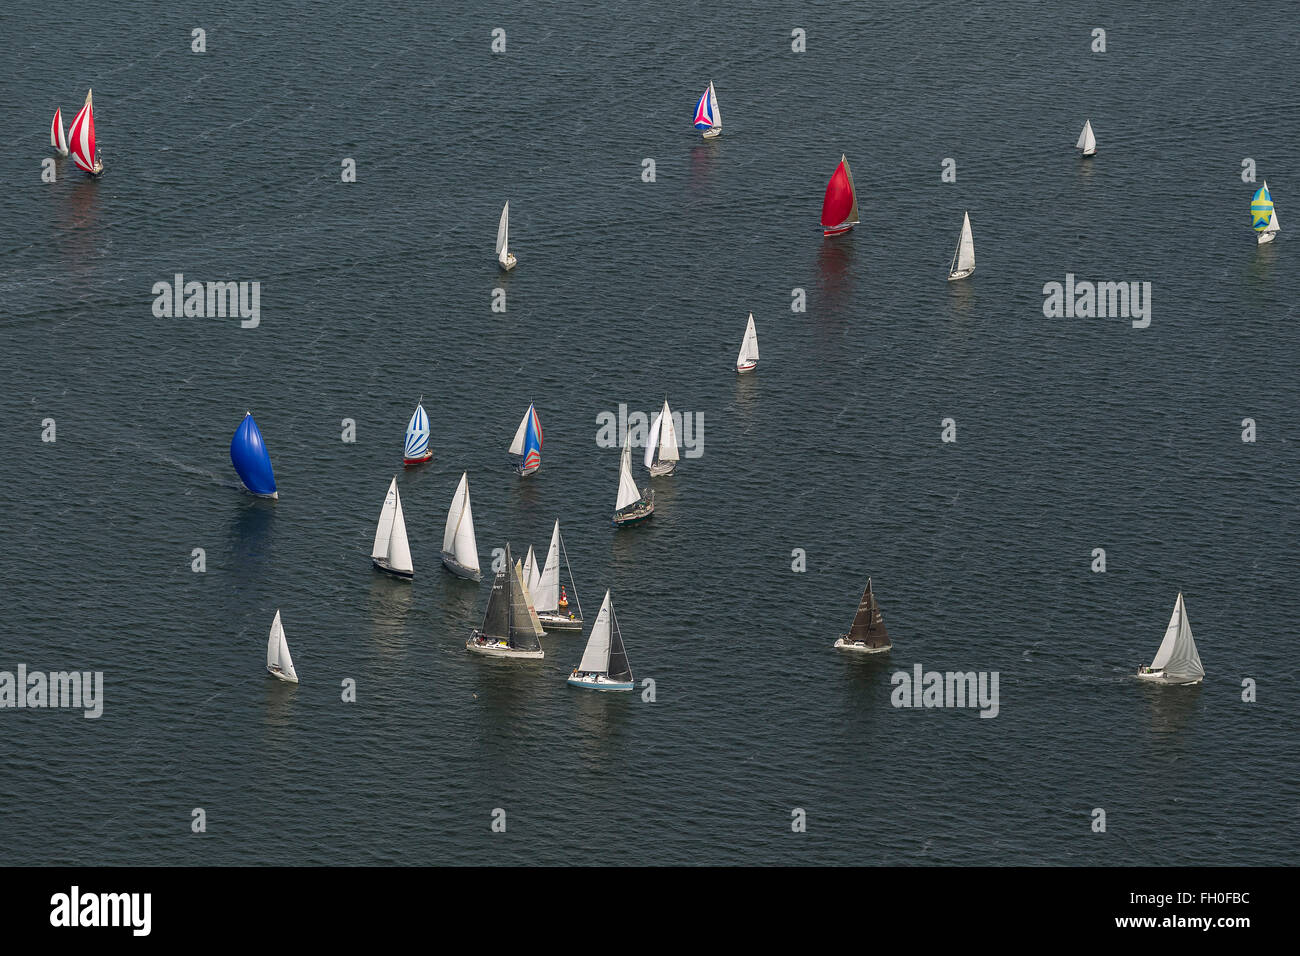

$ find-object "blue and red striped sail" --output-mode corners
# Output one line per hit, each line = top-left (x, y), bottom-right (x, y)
(693, 86), (715, 130)
(521, 405), (543, 474)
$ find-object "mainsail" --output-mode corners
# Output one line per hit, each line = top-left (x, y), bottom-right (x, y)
(372, 477), (413, 575)
(533, 521), (563, 612)
(442, 472), (480, 574)
(267, 610), (298, 682)
(577, 591), (633, 681)
(950, 211), (975, 276)
(616, 433), (642, 511)
(497, 202), (511, 266)
(1077, 120), (1096, 155)
(736, 313), (759, 369)
(644, 399), (680, 469)
(1149, 592), (1204, 682)
(508, 556), (544, 649)
(847, 578), (890, 648)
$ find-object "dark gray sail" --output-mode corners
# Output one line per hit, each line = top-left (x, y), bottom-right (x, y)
(507, 556), (542, 652)
(606, 606), (633, 683)
(848, 578), (890, 648)
(479, 544), (512, 640)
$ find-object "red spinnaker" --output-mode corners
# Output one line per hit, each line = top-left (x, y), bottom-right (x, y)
(821, 159), (854, 229)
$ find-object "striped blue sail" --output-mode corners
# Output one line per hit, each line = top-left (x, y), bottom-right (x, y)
(230, 411), (277, 498)
(404, 401), (430, 460)
(522, 408), (542, 473)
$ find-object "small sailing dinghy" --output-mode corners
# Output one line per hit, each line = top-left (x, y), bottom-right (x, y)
(497, 202), (517, 271)
(403, 398), (433, 465)
(1137, 592), (1205, 685)
(50, 108), (69, 157)
(371, 477), (414, 579)
(948, 211), (975, 281)
(230, 412), (278, 499)
(820, 154), (860, 237)
(833, 577), (892, 653)
(67, 88), (103, 176)
(644, 398), (680, 477)
(266, 610), (299, 683)
(507, 403), (543, 476)
(467, 543), (546, 659)
(693, 80), (722, 139)
(735, 312), (759, 373)
(614, 432), (655, 526)
(568, 591), (634, 691)
(441, 472), (481, 581)
(1077, 119), (1096, 157)
(533, 520), (584, 632)
(1252, 181), (1281, 245)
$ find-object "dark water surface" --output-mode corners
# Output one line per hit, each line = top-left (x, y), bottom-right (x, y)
(2, 2), (1298, 864)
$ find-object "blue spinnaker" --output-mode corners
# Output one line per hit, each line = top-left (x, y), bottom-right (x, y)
(231, 412), (277, 497)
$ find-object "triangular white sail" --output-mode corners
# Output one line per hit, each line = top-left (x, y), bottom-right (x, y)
(497, 202), (511, 266)
(1262, 181), (1281, 236)
(371, 478), (413, 575)
(508, 405), (531, 456)
(657, 399), (680, 462)
(442, 472), (480, 574)
(267, 610), (298, 682)
(577, 591), (614, 674)
(534, 521), (562, 612)
(644, 412), (661, 469)
(843, 155), (861, 226)
(709, 81), (722, 130)
(950, 211), (975, 277)
(1149, 592), (1204, 681)
(1077, 120), (1096, 155)
(616, 434), (642, 511)
(736, 313), (759, 369)
(51, 109), (68, 155)
(372, 477), (398, 561)
(523, 545), (540, 596)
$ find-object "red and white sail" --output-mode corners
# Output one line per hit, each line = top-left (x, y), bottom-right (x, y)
(820, 153), (860, 237)
(67, 89), (97, 173)
(51, 108), (69, 156)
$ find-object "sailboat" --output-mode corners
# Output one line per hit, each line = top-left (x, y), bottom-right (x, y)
(440, 472), (482, 581)
(1252, 181), (1281, 245)
(820, 154), (860, 237)
(613, 432), (654, 526)
(497, 202), (517, 271)
(693, 80), (722, 139)
(833, 577), (892, 653)
(467, 543), (546, 659)
(50, 108), (69, 157)
(1137, 592), (1205, 685)
(947, 211), (976, 281)
(371, 477), (414, 579)
(266, 610), (299, 683)
(533, 520), (584, 632)
(735, 312), (759, 373)
(230, 411), (278, 499)
(1076, 119), (1096, 157)
(523, 545), (540, 596)
(507, 403), (543, 476)
(403, 398), (432, 465)
(568, 591), (634, 691)
(67, 88), (103, 176)
(644, 398), (680, 477)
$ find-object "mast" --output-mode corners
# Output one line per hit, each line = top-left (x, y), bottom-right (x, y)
(848, 578), (890, 648)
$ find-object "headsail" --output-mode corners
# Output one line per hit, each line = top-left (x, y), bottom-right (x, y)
(821, 154), (859, 232)
(534, 521), (562, 612)
(404, 401), (430, 460)
(1149, 592), (1204, 681)
(372, 477), (413, 575)
(736, 313), (759, 369)
(692, 83), (715, 130)
(847, 578), (891, 648)
(949, 211), (975, 277)
(508, 403), (542, 473)
(267, 610), (298, 682)
(657, 399), (680, 463)
(577, 591), (614, 673)
(51, 108), (68, 156)
(1252, 182), (1280, 235)
(1077, 119), (1096, 155)
(616, 433), (642, 511)
(442, 472), (480, 574)
(67, 89), (97, 173)
(509, 557), (544, 649)
(230, 411), (278, 498)
(497, 202), (511, 266)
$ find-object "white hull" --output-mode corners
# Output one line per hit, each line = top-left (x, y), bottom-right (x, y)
(1081, 149), (1095, 157)
(500, 254), (517, 271)
(834, 637), (891, 654)
(441, 552), (482, 582)
(947, 267), (974, 282)
(266, 664), (298, 683)
(539, 611), (583, 632)
(1257, 231), (1276, 245)
(736, 361), (757, 374)
(467, 633), (544, 659)
(567, 673), (634, 691)
(1136, 669), (1202, 686)
(372, 557), (413, 580)
(649, 461), (677, 477)
(702, 127), (721, 139)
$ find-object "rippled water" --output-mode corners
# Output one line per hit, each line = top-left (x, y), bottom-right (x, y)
(2, 2), (1298, 864)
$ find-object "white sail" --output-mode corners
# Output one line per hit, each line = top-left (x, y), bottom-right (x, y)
(950, 211), (975, 276)
(577, 591), (614, 674)
(709, 81), (722, 130)
(497, 202), (510, 266)
(616, 434), (642, 511)
(644, 412), (662, 469)
(534, 521), (562, 612)
(523, 545), (540, 596)
(657, 399), (680, 462)
(387, 486), (413, 574)
(267, 610), (297, 682)
(442, 472), (480, 573)
(1149, 592), (1204, 681)
(1077, 120), (1096, 155)
(508, 405), (530, 456)
(51, 109), (68, 155)
(1263, 181), (1281, 235)
(736, 313), (759, 368)
(371, 477), (399, 560)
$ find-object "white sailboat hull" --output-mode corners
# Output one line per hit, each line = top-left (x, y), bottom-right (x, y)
(441, 552), (482, 581)
(702, 127), (721, 139)
(499, 253), (517, 271)
(947, 267), (975, 282)
(1257, 231), (1276, 245)
(649, 461), (677, 477)
(1136, 669), (1202, 686)
(567, 673), (634, 691)
(538, 611), (584, 632)
(736, 361), (758, 374)
(266, 664), (299, 683)
(466, 632), (544, 659)
(834, 636), (892, 654)
(372, 557), (414, 580)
